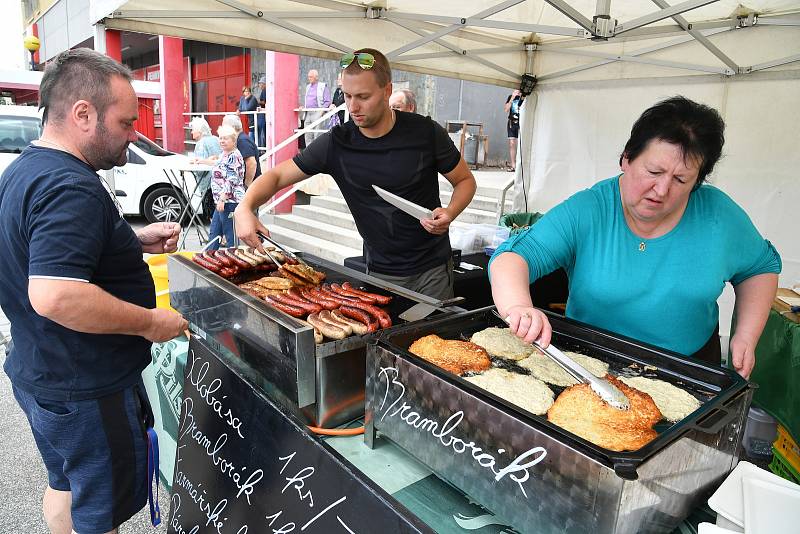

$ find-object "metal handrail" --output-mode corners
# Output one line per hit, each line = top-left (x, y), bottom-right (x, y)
(496, 176), (515, 223)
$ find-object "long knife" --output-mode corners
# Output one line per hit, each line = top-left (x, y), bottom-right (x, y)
(372, 185), (433, 220)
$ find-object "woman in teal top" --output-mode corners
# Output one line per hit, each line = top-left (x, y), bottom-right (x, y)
(490, 96), (781, 378)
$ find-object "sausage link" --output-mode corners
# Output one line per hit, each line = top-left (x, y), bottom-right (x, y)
(331, 283), (377, 304)
(264, 296), (306, 318)
(338, 306), (378, 333)
(206, 249), (236, 269)
(238, 247), (265, 265)
(302, 288), (339, 310)
(319, 284), (360, 303)
(193, 254), (222, 273)
(273, 293), (322, 314)
(314, 287), (354, 307)
(318, 310), (353, 336)
(199, 252), (226, 270)
(221, 249), (251, 269)
(219, 267), (237, 278)
(330, 309), (370, 335)
(287, 287), (312, 302)
(344, 300), (391, 328)
(307, 313), (347, 340)
(233, 248), (259, 267)
(342, 281), (392, 305)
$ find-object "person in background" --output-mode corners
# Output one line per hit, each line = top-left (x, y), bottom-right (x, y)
(389, 88), (417, 113)
(490, 96), (780, 378)
(207, 124), (245, 250)
(236, 48), (476, 300)
(504, 89), (524, 172)
(329, 72), (346, 127)
(303, 69), (331, 143)
(222, 114), (261, 187)
(188, 116), (222, 219)
(0, 48), (187, 534)
(237, 86), (259, 140)
(256, 76), (267, 150)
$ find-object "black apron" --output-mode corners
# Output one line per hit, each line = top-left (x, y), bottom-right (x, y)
(690, 324), (722, 366)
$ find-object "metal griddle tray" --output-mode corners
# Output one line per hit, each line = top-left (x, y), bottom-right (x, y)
(373, 305), (753, 479)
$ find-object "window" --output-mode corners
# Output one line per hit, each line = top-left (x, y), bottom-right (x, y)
(0, 115), (42, 154)
(132, 133), (174, 157)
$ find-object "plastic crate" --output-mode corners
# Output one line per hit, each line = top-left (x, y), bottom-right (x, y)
(769, 447), (800, 485)
(774, 424), (800, 474)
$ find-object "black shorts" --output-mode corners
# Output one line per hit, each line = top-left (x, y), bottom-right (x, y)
(507, 121), (519, 139)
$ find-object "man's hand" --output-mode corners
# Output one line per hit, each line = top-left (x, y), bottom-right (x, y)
(137, 222), (181, 254)
(234, 204), (270, 252)
(420, 207), (453, 235)
(143, 308), (189, 343)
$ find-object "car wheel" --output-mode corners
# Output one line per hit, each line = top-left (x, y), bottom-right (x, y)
(143, 187), (184, 224)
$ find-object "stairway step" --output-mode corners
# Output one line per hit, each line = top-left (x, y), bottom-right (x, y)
(309, 195), (352, 214)
(273, 213), (363, 250)
(438, 177), (512, 199)
(440, 191), (513, 213)
(455, 207), (500, 225)
(293, 204), (357, 231)
(267, 225), (362, 265)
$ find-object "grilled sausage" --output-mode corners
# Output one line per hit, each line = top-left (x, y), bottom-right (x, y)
(221, 249), (251, 269)
(287, 287), (312, 302)
(198, 252), (226, 270)
(237, 247), (265, 265)
(272, 293), (322, 315)
(330, 283), (377, 304)
(318, 310), (353, 336)
(193, 254), (222, 273)
(343, 300), (391, 328)
(264, 296), (305, 318)
(342, 281), (392, 305)
(307, 313), (347, 340)
(301, 288), (339, 310)
(337, 306), (378, 333)
(233, 248), (259, 267)
(320, 284), (360, 303)
(330, 309), (370, 335)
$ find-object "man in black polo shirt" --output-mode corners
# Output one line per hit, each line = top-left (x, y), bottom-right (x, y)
(0, 49), (187, 534)
(234, 48), (476, 299)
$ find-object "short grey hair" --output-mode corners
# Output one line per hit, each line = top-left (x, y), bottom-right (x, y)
(222, 114), (243, 133)
(39, 47), (133, 125)
(398, 89), (416, 111)
(189, 117), (212, 137)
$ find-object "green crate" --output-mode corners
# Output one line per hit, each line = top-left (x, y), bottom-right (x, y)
(769, 447), (800, 485)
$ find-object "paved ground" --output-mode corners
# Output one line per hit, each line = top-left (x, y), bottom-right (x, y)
(0, 169), (512, 533)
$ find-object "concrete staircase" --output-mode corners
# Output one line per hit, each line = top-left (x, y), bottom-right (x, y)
(267, 170), (514, 264)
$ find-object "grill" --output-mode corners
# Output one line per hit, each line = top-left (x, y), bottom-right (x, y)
(168, 253), (453, 427)
(365, 307), (752, 534)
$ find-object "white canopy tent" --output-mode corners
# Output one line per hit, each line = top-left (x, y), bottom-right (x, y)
(89, 0), (800, 341)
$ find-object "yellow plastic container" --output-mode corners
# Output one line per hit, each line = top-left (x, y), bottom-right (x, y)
(774, 424), (800, 474)
(146, 252), (195, 312)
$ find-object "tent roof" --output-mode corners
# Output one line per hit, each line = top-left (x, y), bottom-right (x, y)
(90, 0), (800, 87)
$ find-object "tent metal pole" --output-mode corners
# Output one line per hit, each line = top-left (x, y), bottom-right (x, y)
(537, 28), (729, 80)
(756, 17), (800, 26)
(384, 11), (589, 38)
(650, 0), (740, 72)
(401, 46), (524, 61)
(616, 0), (720, 34)
(389, 19), (520, 80)
(387, 0), (524, 58)
(749, 53), (800, 72)
(542, 0), (595, 32)
(537, 43), (733, 74)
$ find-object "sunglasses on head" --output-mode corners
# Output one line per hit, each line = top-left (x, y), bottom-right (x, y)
(340, 52), (375, 70)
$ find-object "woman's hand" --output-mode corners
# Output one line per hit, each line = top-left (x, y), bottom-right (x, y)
(501, 304), (552, 346)
(729, 334), (756, 379)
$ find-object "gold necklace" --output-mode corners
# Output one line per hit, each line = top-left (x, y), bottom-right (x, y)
(36, 138), (71, 152)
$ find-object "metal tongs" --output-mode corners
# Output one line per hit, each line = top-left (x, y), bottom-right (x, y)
(256, 230), (310, 267)
(491, 309), (630, 410)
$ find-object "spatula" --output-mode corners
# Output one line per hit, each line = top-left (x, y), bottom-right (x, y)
(398, 296), (465, 322)
(491, 309), (630, 410)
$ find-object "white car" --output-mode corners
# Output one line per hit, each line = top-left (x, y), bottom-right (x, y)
(114, 134), (207, 224)
(0, 105), (207, 224)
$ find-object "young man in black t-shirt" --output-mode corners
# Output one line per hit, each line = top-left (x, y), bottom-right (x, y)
(235, 48), (476, 300)
(504, 89), (524, 172)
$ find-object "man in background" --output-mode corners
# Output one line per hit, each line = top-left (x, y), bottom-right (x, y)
(303, 69), (331, 143)
(222, 113), (261, 187)
(389, 88), (417, 113)
(236, 49), (476, 300)
(0, 48), (187, 534)
(504, 89), (524, 172)
(256, 75), (267, 150)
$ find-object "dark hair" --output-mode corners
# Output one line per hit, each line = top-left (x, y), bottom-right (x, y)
(620, 96), (725, 188)
(344, 48), (392, 87)
(39, 47), (133, 125)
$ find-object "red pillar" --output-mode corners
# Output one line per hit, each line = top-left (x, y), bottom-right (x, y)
(266, 51), (300, 213)
(159, 36), (185, 153)
(105, 30), (122, 62)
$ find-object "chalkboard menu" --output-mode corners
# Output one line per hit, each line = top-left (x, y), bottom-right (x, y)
(168, 336), (429, 534)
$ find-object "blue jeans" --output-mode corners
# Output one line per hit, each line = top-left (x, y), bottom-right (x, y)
(207, 201), (237, 249)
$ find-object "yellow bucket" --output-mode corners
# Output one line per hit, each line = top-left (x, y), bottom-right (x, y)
(146, 252), (196, 312)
